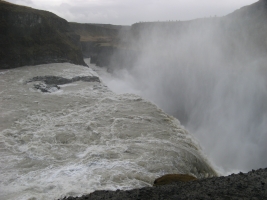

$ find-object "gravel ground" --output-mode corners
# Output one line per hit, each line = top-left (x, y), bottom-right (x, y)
(61, 168), (267, 200)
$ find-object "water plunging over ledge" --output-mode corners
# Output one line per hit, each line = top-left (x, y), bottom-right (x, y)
(0, 62), (217, 200)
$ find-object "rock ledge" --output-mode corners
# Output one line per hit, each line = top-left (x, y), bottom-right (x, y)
(61, 168), (267, 200)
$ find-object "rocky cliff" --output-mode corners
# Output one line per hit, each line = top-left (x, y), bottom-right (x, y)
(0, 0), (86, 69)
(69, 22), (133, 70)
(69, 23), (120, 59)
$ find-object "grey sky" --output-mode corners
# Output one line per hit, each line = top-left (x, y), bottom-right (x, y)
(7, 0), (258, 25)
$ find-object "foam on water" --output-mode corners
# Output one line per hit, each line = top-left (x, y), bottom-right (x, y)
(0, 63), (217, 200)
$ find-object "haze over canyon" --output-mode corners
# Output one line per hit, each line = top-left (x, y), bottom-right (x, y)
(0, 0), (267, 199)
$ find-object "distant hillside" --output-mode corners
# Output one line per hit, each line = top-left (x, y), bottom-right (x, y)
(89, 0), (267, 72)
(222, 0), (267, 61)
(69, 22), (131, 65)
(69, 23), (127, 42)
(0, 0), (86, 69)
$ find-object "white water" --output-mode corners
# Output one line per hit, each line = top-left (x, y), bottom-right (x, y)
(0, 63), (217, 200)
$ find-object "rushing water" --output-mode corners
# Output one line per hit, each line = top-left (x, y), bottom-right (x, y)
(0, 63), (217, 200)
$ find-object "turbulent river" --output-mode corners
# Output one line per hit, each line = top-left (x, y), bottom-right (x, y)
(0, 62), (217, 200)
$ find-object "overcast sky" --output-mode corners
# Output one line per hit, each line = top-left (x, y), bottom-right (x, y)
(7, 0), (258, 25)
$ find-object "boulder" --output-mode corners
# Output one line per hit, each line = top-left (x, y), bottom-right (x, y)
(153, 174), (197, 186)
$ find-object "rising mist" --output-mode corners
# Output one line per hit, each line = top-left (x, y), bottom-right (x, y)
(99, 0), (267, 174)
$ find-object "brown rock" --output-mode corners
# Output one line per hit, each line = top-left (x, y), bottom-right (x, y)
(153, 174), (197, 186)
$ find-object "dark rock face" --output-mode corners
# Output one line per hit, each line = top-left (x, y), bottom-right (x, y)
(69, 22), (135, 71)
(61, 168), (267, 200)
(0, 1), (86, 69)
(80, 41), (97, 58)
(27, 75), (100, 93)
(90, 46), (138, 72)
(90, 46), (116, 67)
(69, 23), (123, 59)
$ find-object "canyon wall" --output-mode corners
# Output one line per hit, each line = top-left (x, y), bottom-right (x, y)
(0, 1), (86, 69)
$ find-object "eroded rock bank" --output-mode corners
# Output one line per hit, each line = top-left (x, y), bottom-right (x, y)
(61, 168), (267, 200)
(0, 1), (86, 69)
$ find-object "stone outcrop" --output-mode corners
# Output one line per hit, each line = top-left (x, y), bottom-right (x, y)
(0, 1), (86, 69)
(27, 75), (100, 93)
(61, 168), (267, 200)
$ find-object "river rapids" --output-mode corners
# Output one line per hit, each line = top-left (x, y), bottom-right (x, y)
(0, 62), (217, 200)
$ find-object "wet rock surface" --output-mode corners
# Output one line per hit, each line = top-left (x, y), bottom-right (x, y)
(27, 75), (100, 92)
(33, 83), (60, 93)
(28, 75), (100, 85)
(61, 168), (267, 200)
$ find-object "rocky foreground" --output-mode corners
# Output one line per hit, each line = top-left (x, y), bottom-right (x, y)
(62, 168), (267, 200)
